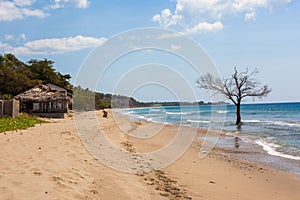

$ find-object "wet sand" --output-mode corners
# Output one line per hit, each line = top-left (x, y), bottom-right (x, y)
(0, 110), (300, 199)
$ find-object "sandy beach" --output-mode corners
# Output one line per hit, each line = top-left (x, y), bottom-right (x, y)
(1, 110), (300, 200)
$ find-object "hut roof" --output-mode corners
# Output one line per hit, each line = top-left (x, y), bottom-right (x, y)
(15, 84), (68, 103)
(46, 83), (67, 92)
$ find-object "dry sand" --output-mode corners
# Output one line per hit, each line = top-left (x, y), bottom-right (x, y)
(1, 110), (300, 200)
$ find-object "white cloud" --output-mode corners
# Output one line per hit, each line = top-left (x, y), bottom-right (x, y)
(170, 44), (182, 51)
(50, 0), (89, 9)
(17, 33), (27, 43)
(0, 35), (106, 55)
(0, 42), (13, 53)
(0, 0), (47, 21)
(156, 32), (183, 40)
(19, 33), (27, 41)
(0, 1), (24, 21)
(153, 0), (292, 34)
(13, 0), (35, 7)
(4, 35), (14, 41)
(244, 11), (257, 21)
(0, 0), (89, 21)
(3, 33), (27, 43)
(233, 0), (268, 11)
(185, 21), (224, 34)
(152, 8), (182, 27)
(22, 8), (47, 18)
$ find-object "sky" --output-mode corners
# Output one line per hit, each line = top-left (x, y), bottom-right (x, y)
(0, 0), (299, 103)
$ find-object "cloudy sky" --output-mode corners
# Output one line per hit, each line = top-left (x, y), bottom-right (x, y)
(1, 0), (299, 103)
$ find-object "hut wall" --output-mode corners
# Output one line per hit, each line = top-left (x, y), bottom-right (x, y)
(30, 101), (68, 114)
(0, 100), (19, 118)
(48, 101), (68, 113)
(3, 101), (12, 116)
(14, 84), (70, 117)
(13, 100), (20, 117)
(33, 103), (40, 111)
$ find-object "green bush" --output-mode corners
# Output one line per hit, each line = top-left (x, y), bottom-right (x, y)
(0, 116), (46, 133)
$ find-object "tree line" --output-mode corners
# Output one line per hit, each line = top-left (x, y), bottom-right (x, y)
(73, 85), (230, 110)
(1, 54), (271, 126)
(0, 53), (72, 99)
(0, 53), (141, 109)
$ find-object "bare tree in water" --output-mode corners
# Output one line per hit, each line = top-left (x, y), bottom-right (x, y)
(198, 68), (271, 126)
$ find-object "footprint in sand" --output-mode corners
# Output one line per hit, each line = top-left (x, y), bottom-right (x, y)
(52, 176), (67, 188)
(33, 171), (42, 176)
(144, 170), (192, 200)
(32, 168), (42, 176)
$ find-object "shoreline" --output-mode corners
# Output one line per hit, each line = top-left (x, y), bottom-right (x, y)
(201, 134), (300, 179)
(117, 107), (300, 178)
(1, 109), (300, 199)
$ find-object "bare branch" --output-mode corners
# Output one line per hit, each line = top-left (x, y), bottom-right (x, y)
(197, 67), (271, 125)
(241, 84), (272, 98)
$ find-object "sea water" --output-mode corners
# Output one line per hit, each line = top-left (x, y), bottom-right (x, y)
(119, 102), (300, 161)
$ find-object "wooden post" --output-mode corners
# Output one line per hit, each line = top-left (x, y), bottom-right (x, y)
(0, 100), (3, 118)
(12, 99), (19, 117)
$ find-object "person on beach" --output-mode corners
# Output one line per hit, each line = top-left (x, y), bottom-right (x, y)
(103, 110), (108, 118)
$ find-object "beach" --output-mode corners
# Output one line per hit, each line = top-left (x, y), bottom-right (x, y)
(1, 110), (300, 200)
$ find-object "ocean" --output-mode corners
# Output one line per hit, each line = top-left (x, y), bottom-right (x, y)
(119, 102), (300, 162)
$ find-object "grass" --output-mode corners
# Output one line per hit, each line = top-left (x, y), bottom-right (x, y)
(0, 115), (46, 133)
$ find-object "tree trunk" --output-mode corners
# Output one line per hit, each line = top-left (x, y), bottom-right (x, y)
(235, 102), (241, 126)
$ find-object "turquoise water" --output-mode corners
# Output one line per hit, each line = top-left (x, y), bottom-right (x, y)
(120, 102), (300, 160)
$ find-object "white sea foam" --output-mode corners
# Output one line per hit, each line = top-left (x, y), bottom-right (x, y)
(272, 121), (300, 128)
(166, 112), (191, 115)
(149, 108), (162, 112)
(216, 110), (228, 114)
(223, 132), (253, 144)
(146, 118), (153, 122)
(243, 120), (262, 123)
(243, 119), (300, 128)
(119, 109), (136, 116)
(137, 115), (154, 122)
(186, 119), (210, 124)
(255, 139), (300, 160)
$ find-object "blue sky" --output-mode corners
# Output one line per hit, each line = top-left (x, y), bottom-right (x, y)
(0, 0), (299, 103)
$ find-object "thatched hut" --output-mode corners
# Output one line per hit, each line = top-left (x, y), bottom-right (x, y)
(15, 83), (70, 118)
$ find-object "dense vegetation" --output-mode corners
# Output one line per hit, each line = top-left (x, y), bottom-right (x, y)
(73, 86), (133, 110)
(73, 86), (225, 110)
(0, 53), (131, 110)
(73, 86), (112, 110)
(0, 115), (46, 133)
(0, 53), (133, 109)
(0, 53), (72, 99)
(0, 53), (225, 110)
